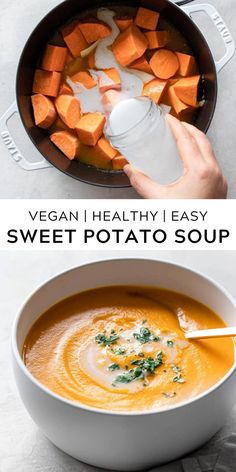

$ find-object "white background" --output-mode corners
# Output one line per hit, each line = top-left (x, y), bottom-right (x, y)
(0, 199), (235, 250)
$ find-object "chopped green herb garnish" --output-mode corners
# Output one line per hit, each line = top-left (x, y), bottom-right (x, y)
(114, 351), (163, 385)
(131, 354), (162, 373)
(115, 367), (144, 384)
(171, 364), (185, 383)
(133, 327), (160, 344)
(142, 320), (147, 324)
(173, 373), (185, 384)
(171, 364), (181, 373)
(114, 347), (126, 355)
(108, 363), (120, 371)
(111, 329), (115, 334)
(167, 340), (174, 347)
(95, 332), (120, 346)
(162, 392), (177, 398)
(138, 352), (144, 357)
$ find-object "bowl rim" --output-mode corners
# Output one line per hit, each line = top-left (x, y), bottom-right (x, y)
(12, 257), (236, 417)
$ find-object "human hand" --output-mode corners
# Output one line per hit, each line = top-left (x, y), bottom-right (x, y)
(124, 114), (227, 199)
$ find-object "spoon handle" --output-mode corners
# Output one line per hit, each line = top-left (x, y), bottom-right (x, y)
(185, 327), (236, 340)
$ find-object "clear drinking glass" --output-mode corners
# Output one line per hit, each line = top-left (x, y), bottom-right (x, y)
(105, 97), (182, 185)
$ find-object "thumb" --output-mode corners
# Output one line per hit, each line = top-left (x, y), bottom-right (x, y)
(124, 164), (166, 199)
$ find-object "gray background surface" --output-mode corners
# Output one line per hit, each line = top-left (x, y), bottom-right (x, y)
(0, 0), (236, 198)
(1, 250), (236, 471)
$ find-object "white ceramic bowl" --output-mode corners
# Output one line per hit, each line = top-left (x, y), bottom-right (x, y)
(12, 258), (236, 471)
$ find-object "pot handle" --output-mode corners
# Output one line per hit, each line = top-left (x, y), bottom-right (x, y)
(0, 101), (51, 170)
(182, 3), (235, 73)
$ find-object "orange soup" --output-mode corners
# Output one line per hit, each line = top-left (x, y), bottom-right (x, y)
(23, 286), (234, 412)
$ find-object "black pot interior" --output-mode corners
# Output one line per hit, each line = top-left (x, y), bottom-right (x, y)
(16, 0), (217, 188)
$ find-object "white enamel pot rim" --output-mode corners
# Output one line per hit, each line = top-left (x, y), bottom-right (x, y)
(12, 257), (236, 418)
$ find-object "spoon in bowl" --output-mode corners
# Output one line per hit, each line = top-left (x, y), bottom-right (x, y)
(176, 308), (236, 340)
(185, 327), (236, 340)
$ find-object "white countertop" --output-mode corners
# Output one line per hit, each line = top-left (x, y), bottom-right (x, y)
(0, 0), (236, 198)
(1, 250), (236, 471)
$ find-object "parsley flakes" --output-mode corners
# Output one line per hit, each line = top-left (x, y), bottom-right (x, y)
(95, 332), (120, 346)
(133, 327), (160, 344)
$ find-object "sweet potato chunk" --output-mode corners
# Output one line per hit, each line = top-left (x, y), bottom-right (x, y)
(55, 95), (81, 128)
(64, 57), (84, 76)
(87, 50), (96, 68)
(173, 75), (200, 107)
(61, 21), (88, 57)
(50, 116), (71, 133)
(142, 79), (167, 104)
(75, 113), (106, 145)
(150, 49), (179, 79)
(112, 155), (128, 170)
(98, 68), (121, 93)
(59, 82), (73, 95)
(168, 85), (193, 119)
(112, 25), (148, 67)
(79, 143), (113, 169)
(97, 136), (118, 159)
(71, 71), (97, 89)
(129, 56), (152, 74)
(175, 52), (197, 77)
(50, 131), (80, 160)
(41, 45), (68, 72)
(134, 7), (160, 31)
(78, 20), (112, 44)
(65, 52), (74, 65)
(145, 31), (168, 49)
(31, 94), (56, 128)
(115, 16), (133, 31)
(33, 70), (61, 97)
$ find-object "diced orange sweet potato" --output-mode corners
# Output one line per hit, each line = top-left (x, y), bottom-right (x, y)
(112, 25), (148, 67)
(79, 143), (113, 169)
(173, 75), (200, 107)
(87, 50), (96, 68)
(161, 78), (179, 105)
(75, 112), (106, 145)
(145, 31), (168, 49)
(65, 57), (84, 76)
(134, 7), (160, 31)
(50, 130), (80, 160)
(71, 71), (97, 89)
(142, 78), (167, 104)
(129, 56), (152, 74)
(98, 68), (121, 93)
(32, 70), (61, 97)
(175, 52), (197, 77)
(41, 45), (68, 72)
(97, 136), (118, 159)
(150, 49), (179, 79)
(115, 16), (133, 31)
(59, 82), (73, 95)
(167, 85), (193, 119)
(112, 155), (129, 170)
(55, 95), (81, 128)
(78, 20), (112, 44)
(31, 94), (57, 128)
(50, 116), (71, 133)
(61, 21), (88, 57)
(65, 52), (74, 65)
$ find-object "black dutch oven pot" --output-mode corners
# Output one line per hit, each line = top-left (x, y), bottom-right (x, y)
(0, 0), (235, 187)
